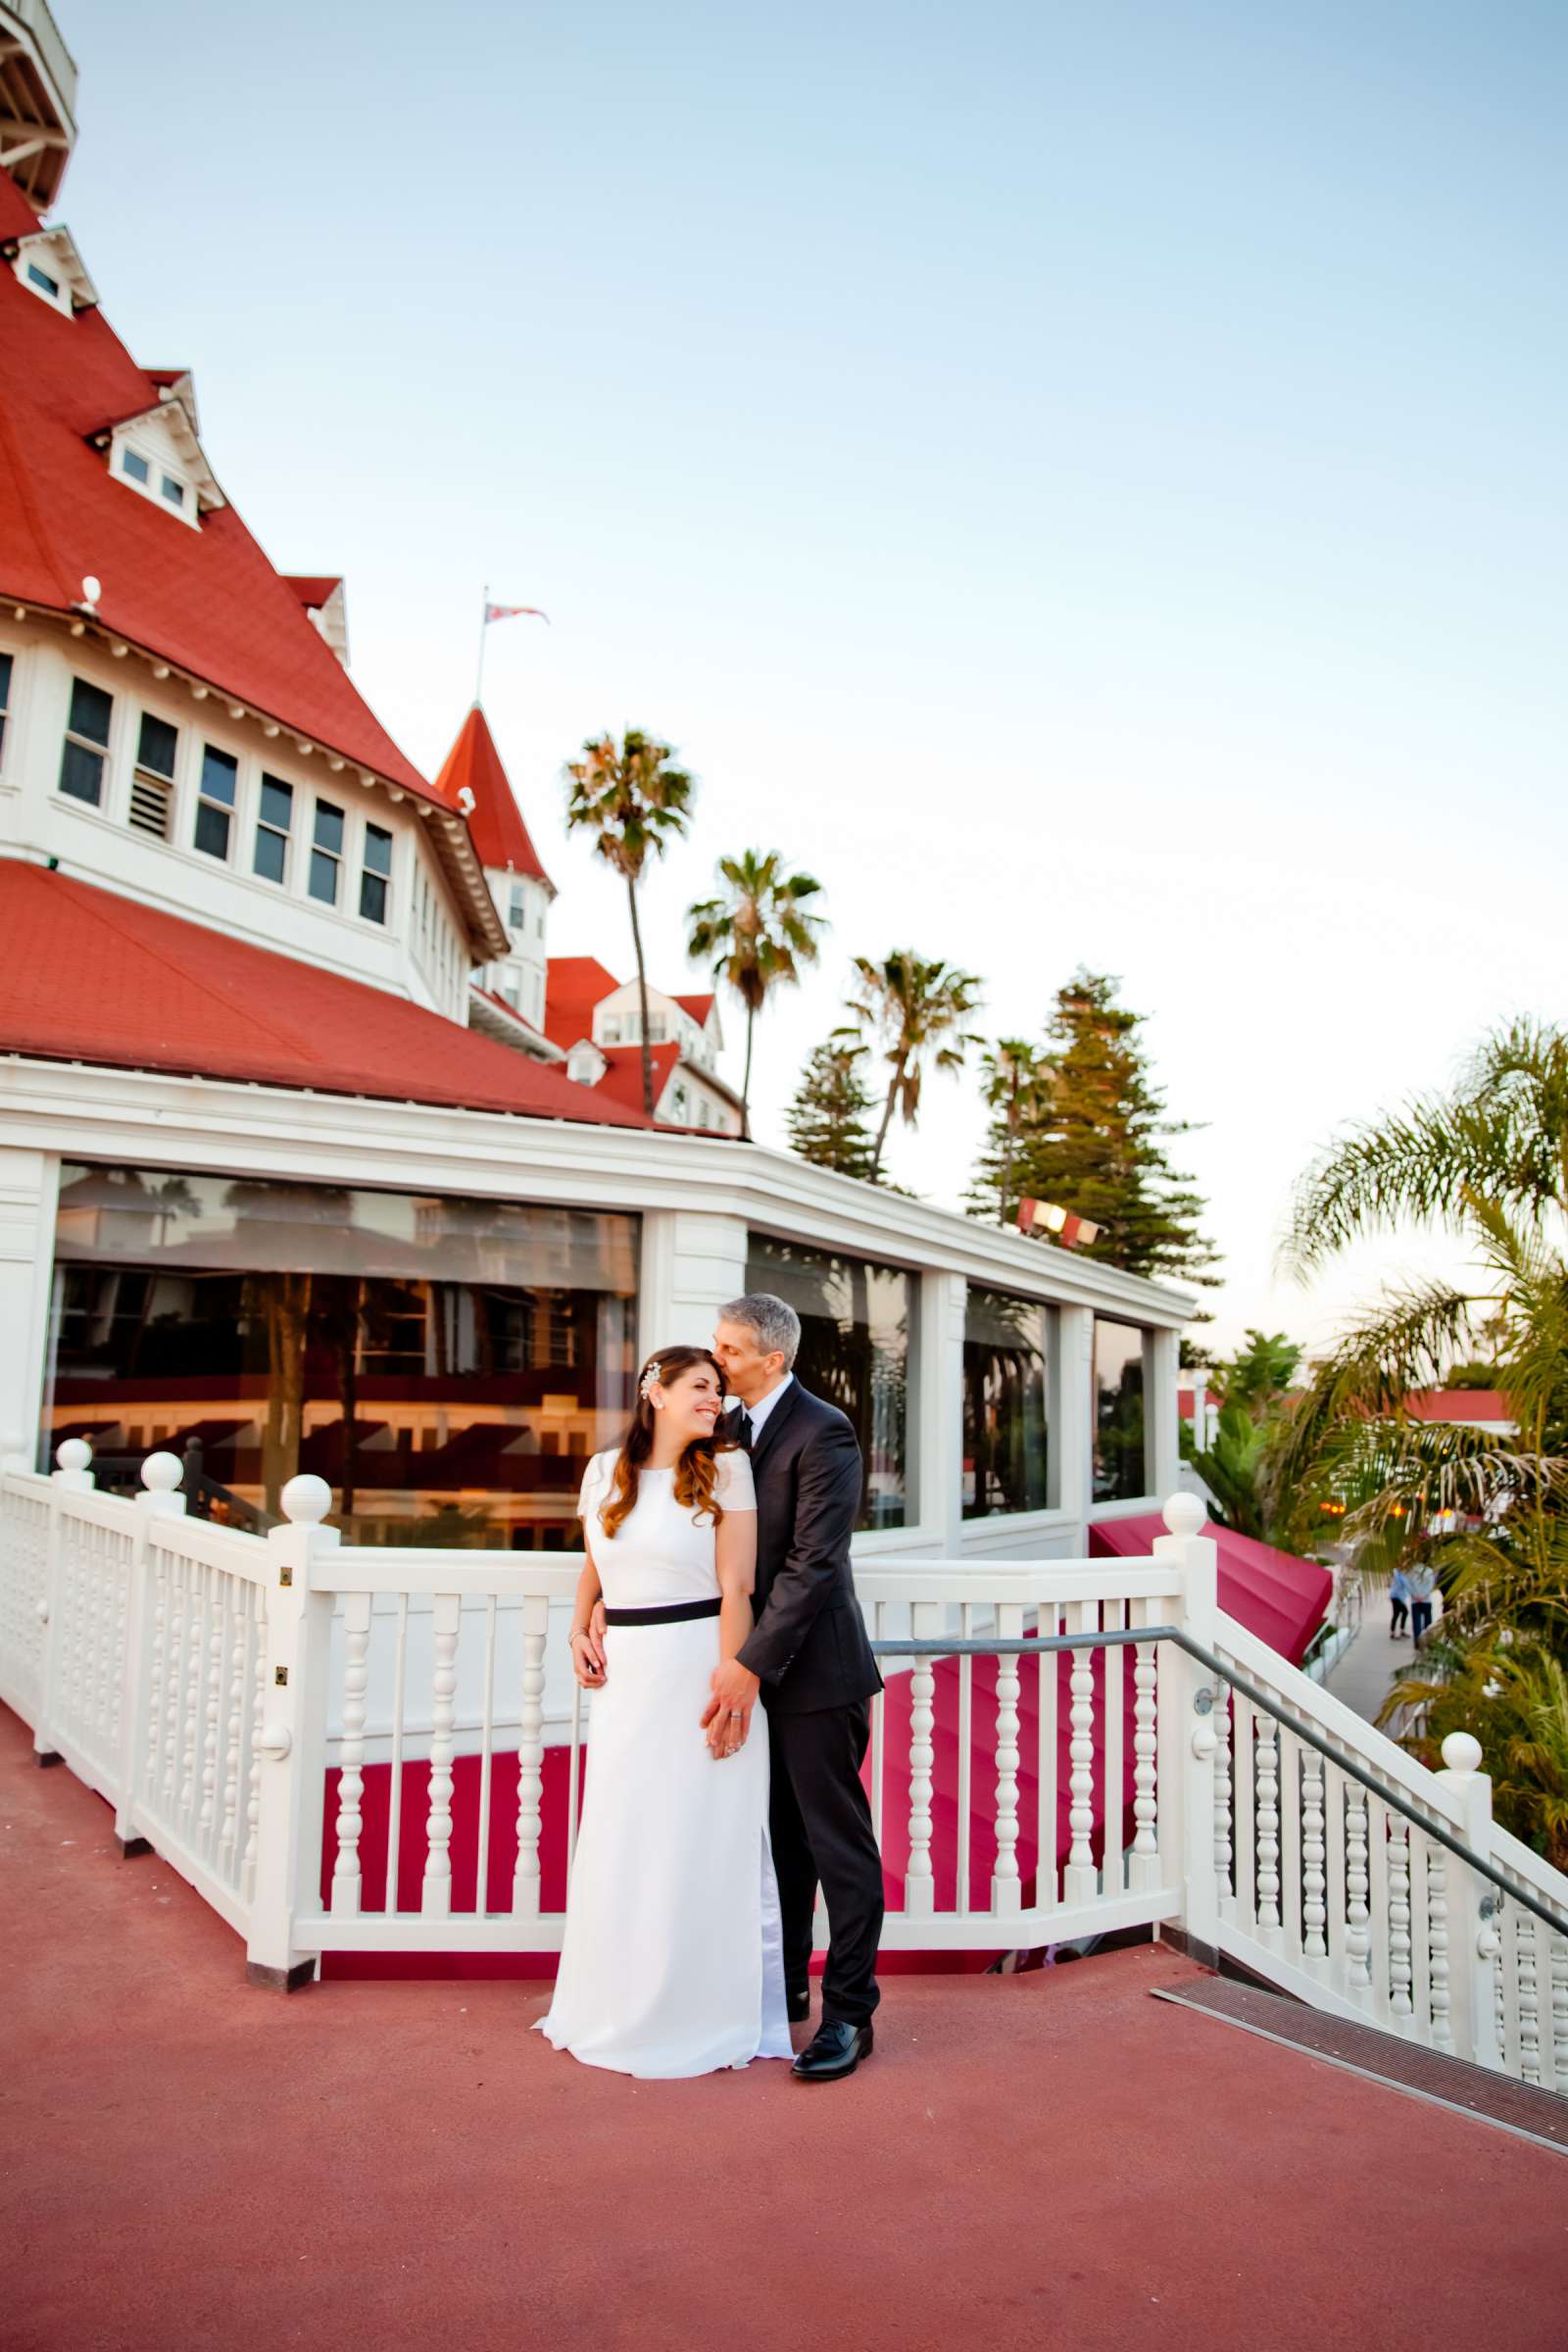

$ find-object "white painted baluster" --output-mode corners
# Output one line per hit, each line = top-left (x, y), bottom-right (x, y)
(145, 1544), (168, 1798)
(1254, 1718), (1281, 1941)
(1387, 1818), (1413, 2019)
(991, 1603), (1024, 1914)
(200, 1581), (224, 1839)
(422, 1592), (460, 1915)
(1128, 1606), (1160, 1893)
(1300, 1744), (1327, 1963)
(384, 1593), (409, 1914)
(161, 1554), (186, 1809)
(905, 1601), (940, 1916)
(1063, 1600), (1098, 1905)
(1517, 1913), (1542, 2083)
(1549, 1931), (1568, 2096)
(1209, 1673), (1232, 1920)
(1344, 1780), (1372, 1993)
(220, 1583), (247, 1872)
(1427, 1838), (1452, 2050)
(109, 1527), (128, 1752)
(180, 1560), (204, 1824)
(474, 1596), (498, 1919)
(331, 1591), (372, 1914)
(511, 1597), (548, 1918)
(242, 1583), (267, 1894)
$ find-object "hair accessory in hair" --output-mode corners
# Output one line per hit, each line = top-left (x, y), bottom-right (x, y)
(639, 1360), (662, 1402)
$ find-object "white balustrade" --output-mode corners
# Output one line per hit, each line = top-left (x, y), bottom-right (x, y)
(4, 1456), (1567, 2088)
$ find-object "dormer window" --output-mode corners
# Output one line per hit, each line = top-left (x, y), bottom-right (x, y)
(96, 398), (223, 532)
(10, 228), (98, 315)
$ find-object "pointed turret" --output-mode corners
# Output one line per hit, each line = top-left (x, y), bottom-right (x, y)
(436, 704), (554, 1036)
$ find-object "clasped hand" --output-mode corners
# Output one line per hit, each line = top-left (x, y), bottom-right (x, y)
(701, 1657), (760, 1762)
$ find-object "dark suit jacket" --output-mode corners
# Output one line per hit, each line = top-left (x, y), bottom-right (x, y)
(734, 1381), (884, 1715)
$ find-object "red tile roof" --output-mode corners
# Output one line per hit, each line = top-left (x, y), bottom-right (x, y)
(542, 955), (620, 1050)
(1404, 1390), (1514, 1423)
(0, 172), (428, 800)
(433, 706), (554, 890)
(594, 1042), (681, 1114)
(674, 993), (715, 1023)
(0, 862), (652, 1128)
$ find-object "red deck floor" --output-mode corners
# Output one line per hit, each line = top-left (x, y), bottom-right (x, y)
(3, 1703), (1565, 2352)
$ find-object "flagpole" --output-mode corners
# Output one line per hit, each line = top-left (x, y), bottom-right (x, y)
(474, 583), (489, 707)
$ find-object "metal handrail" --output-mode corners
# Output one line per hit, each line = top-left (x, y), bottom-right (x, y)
(869, 1626), (1568, 1940)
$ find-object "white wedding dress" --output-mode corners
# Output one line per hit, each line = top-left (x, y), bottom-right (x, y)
(535, 1448), (794, 2079)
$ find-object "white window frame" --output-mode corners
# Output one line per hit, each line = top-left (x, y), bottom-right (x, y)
(59, 674), (114, 808)
(194, 742), (239, 862)
(308, 796), (345, 907)
(254, 772), (294, 887)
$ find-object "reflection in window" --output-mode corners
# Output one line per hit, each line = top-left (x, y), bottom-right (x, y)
(361, 821), (391, 923)
(60, 676), (112, 805)
(746, 1233), (911, 1529)
(310, 798), (344, 906)
(47, 1163), (639, 1549)
(963, 1286), (1051, 1519)
(195, 744), (237, 858)
(1094, 1317), (1150, 1501)
(255, 773), (293, 884)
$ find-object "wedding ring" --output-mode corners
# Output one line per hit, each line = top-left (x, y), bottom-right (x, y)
(728, 1709), (743, 1719)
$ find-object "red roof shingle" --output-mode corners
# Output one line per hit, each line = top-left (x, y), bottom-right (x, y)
(0, 862), (652, 1128)
(542, 955), (619, 1050)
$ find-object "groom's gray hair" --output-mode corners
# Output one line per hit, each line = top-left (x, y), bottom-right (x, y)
(719, 1291), (802, 1369)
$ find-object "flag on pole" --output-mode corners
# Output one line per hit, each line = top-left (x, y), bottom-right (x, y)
(485, 603), (550, 624)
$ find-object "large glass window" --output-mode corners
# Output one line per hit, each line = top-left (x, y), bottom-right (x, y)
(46, 1165), (639, 1549)
(746, 1233), (911, 1530)
(1094, 1317), (1151, 1502)
(963, 1286), (1051, 1519)
(60, 676), (112, 805)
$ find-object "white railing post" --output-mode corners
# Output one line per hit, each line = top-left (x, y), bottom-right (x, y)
(36, 1438), (94, 1765)
(991, 1601), (1025, 1916)
(1436, 1731), (1502, 2073)
(1154, 1494), (1220, 1964)
(114, 1451), (185, 1853)
(245, 1475), (338, 1990)
(904, 1599), (942, 1917)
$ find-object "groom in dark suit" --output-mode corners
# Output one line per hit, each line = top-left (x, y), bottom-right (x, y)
(704, 1293), (885, 2081)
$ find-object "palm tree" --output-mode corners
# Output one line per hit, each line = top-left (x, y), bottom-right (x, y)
(685, 851), (826, 1139)
(847, 950), (983, 1183)
(563, 730), (696, 1115)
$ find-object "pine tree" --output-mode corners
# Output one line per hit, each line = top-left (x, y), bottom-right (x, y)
(787, 1033), (878, 1180)
(970, 968), (1219, 1287)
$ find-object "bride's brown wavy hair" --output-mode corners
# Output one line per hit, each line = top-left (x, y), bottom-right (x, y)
(600, 1345), (735, 1539)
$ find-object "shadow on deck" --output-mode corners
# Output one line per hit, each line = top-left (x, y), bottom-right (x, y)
(3, 1703), (1564, 2352)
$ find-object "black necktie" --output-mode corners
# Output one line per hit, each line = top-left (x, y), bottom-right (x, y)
(733, 1407), (755, 1454)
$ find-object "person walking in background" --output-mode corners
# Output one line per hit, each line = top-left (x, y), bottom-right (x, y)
(1389, 1564), (1410, 1639)
(1406, 1561), (1437, 1644)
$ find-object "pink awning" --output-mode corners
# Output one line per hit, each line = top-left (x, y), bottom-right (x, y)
(1090, 1511), (1332, 1667)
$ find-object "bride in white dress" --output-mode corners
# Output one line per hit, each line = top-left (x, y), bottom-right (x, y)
(535, 1345), (793, 2079)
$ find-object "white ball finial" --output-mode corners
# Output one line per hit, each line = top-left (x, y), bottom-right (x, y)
(280, 1473), (333, 1525)
(56, 1438), (92, 1473)
(141, 1450), (183, 1494)
(1162, 1492), (1206, 1539)
(1441, 1731), (1484, 1777)
(81, 574), (101, 606)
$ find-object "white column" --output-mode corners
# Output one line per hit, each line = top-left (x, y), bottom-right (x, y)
(1056, 1304), (1094, 1537)
(0, 1149), (60, 1470)
(1148, 1326), (1181, 1503)
(644, 1210), (749, 1351)
(917, 1269), (964, 1550)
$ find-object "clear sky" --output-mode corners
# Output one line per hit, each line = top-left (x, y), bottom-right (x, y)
(55, 0), (1568, 1353)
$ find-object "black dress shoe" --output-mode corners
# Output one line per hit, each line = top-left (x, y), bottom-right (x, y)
(787, 1985), (812, 2024)
(791, 2020), (873, 2081)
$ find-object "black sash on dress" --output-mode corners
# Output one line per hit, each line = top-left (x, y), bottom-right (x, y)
(602, 1596), (722, 1627)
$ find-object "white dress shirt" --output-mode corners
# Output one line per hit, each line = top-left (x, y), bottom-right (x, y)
(739, 1371), (794, 1444)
